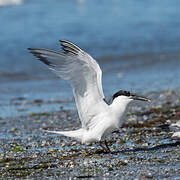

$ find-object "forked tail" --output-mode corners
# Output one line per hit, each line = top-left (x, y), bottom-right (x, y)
(44, 129), (84, 142)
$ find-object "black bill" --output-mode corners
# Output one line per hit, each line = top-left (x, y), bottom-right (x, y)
(131, 95), (151, 102)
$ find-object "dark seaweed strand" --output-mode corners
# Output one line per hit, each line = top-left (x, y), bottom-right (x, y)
(112, 90), (131, 100)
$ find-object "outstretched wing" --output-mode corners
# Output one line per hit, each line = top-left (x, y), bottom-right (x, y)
(28, 40), (105, 129)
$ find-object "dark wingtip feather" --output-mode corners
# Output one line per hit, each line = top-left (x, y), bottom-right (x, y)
(59, 40), (82, 54)
(28, 48), (54, 67)
(28, 47), (38, 52)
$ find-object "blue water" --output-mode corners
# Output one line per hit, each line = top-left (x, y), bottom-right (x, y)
(0, 0), (180, 114)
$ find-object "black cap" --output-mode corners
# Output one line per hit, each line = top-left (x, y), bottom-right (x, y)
(112, 90), (131, 100)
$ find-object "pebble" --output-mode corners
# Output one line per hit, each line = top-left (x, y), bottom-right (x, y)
(61, 143), (65, 147)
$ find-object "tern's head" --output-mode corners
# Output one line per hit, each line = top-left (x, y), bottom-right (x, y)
(112, 90), (151, 104)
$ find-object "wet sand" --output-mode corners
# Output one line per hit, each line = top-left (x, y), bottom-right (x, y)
(0, 89), (180, 178)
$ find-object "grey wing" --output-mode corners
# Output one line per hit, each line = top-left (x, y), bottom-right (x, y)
(28, 40), (105, 129)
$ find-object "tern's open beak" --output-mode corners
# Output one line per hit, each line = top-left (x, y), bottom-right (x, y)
(131, 95), (151, 102)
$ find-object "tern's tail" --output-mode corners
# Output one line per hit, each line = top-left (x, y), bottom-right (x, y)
(44, 129), (84, 141)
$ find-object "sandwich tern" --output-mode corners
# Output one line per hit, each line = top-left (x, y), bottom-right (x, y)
(28, 40), (150, 152)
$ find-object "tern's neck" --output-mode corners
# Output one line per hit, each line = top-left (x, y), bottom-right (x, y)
(110, 97), (131, 118)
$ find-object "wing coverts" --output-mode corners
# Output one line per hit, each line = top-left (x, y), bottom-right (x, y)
(28, 40), (105, 129)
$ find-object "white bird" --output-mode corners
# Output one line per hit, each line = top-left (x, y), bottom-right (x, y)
(28, 40), (150, 152)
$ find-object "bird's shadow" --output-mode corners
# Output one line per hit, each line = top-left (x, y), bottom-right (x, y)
(95, 141), (180, 155)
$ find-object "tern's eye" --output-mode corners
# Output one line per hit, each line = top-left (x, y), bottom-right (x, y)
(124, 91), (130, 96)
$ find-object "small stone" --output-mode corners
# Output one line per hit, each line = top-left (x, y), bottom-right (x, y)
(5, 163), (10, 167)
(49, 148), (54, 152)
(69, 161), (74, 168)
(41, 140), (46, 146)
(83, 160), (88, 165)
(61, 143), (65, 147)
(82, 151), (88, 155)
(142, 143), (148, 147)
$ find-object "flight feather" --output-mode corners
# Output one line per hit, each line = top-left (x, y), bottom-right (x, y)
(28, 40), (105, 129)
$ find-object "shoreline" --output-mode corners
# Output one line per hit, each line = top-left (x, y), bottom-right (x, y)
(0, 88), (180, 178)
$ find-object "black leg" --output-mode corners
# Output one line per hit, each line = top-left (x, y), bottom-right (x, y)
(99, 140), (111, 153)
(104, 140), (111, 153)
(99, 141), (106, 152)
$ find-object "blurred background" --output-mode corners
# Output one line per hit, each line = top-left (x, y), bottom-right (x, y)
(0, 0), (180, 116)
